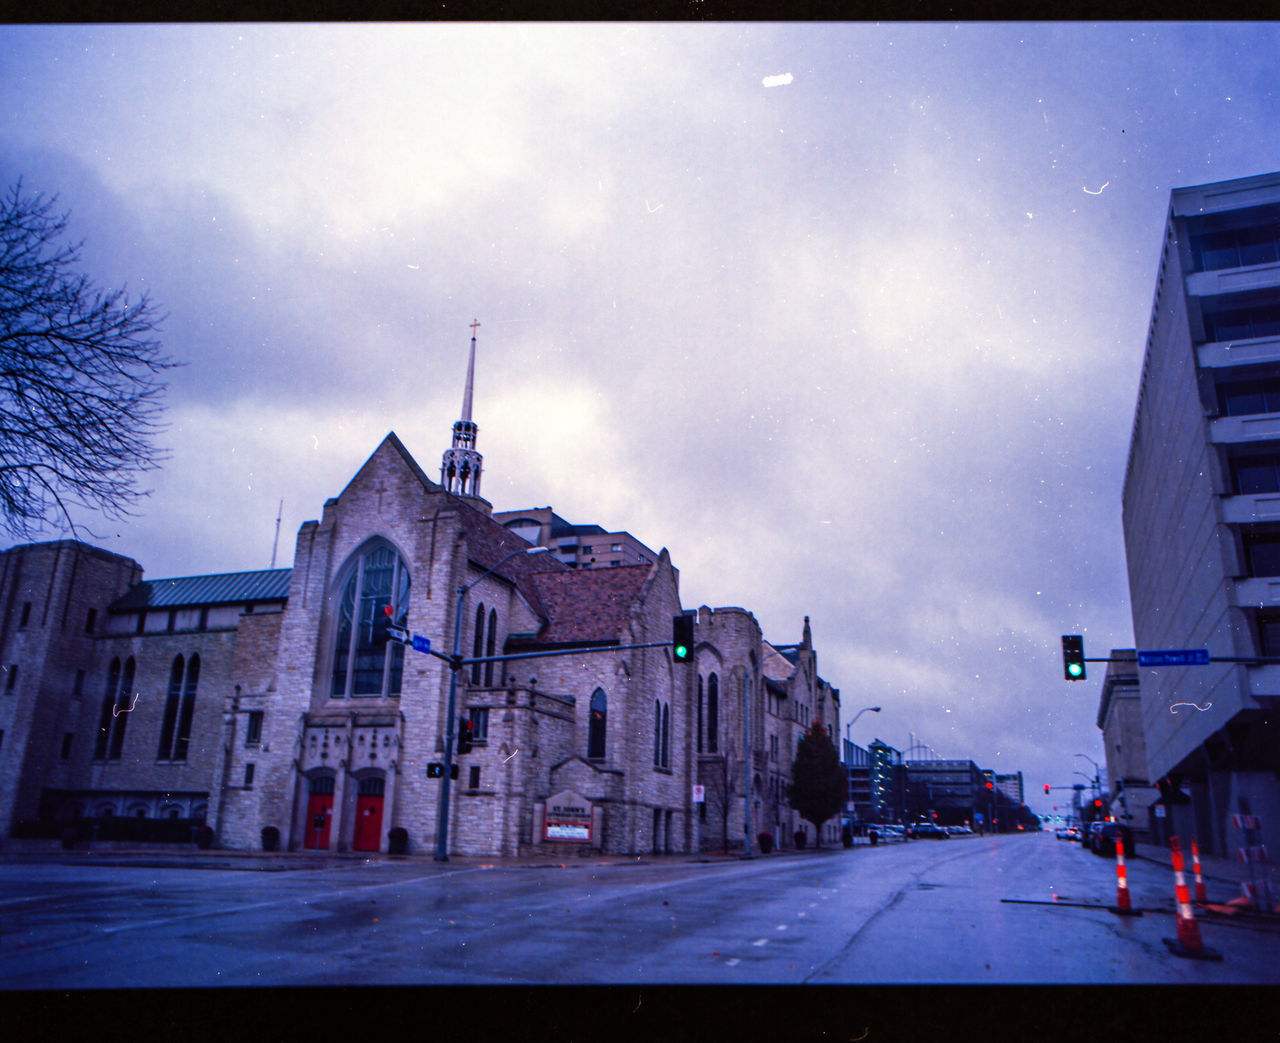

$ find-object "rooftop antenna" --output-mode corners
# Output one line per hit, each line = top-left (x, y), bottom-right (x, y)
(270, 498), (283, 569)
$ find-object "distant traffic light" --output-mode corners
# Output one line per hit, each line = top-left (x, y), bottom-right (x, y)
(456, 716), (474, 755)
(1044, 784), (1051, 795)
(985, 780), (994, 790)
(672, 612), (694, 662)
(1061, 635), (1086, 681)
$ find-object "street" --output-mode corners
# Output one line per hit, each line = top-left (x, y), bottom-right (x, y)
(1, 832), (1277, 988)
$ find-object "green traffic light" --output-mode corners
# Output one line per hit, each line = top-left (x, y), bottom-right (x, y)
(675, 644), (688, 660)
(1067, 662), (1083, 677)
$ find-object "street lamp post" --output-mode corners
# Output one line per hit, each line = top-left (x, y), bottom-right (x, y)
(843, 705), (882, 760)
(435, 545), (549, 862)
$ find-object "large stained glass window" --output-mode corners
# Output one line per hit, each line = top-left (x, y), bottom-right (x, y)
(331, 543), (410, 698)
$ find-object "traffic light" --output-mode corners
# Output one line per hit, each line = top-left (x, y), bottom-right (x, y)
(672, 612), (694, 662)
(456, 716), (474, 755)
(1044, 784), (1051, 795)
(1061, 634), (1086, 681)
(985, 780), (994, 791)
(379, 603), (409, 645)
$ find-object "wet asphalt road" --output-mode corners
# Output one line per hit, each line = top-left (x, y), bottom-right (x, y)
(1, 832), (1277, 987)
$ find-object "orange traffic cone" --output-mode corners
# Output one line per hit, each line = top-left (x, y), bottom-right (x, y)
(1163, 836), (1222, 960)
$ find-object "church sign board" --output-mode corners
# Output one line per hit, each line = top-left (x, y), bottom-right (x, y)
(544, 789), (593, 842)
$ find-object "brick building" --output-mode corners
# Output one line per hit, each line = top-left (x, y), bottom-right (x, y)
(0, 328), (842, 857)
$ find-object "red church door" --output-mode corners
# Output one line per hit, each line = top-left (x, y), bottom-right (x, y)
(353, 776), (385, 852)
(304, 775), (335, 850)
(305, 794), (333, 849)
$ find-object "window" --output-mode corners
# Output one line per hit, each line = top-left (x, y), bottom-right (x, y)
(94, 657), (135, 760)
(588, 688), (607, 759)
(4, 665), (16, 692)
(471, 603), (486, 685)
(330, 542), (410, 699)
(245, 711), (264, 746)
(1233, 453), (1280, 494)
(244, 763), (255, 786)
(611, 543), (622, 552)
(1246, 533), (1280, 577)
(1220, 378), (1280, 417)
(85, 609), (96, 634)
(1204, 303), (1280, 343)
(157, 655), (199, 761)
(73, 669), (85, 699)
(358, 775), (384, 796)
(468, 765), (481, 790)
(1259, 612), (1280, 656)
(661, 703), (670, 767)
(707, 674), (719, 753)
(653, 699), (662, 765)
(19, 601), (30, 627)
(61, 733), (73, 759)
(1192, 224), (1280, 272)
(485, 608), (498, 686)
(697, 675), (703, 753)
(468, 707), (489, 743)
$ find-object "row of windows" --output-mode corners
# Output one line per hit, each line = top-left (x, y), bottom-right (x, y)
(1219, 378), (1280, 418)
(1203, 303), (1280, 344)
(1192, 224), (1280, 273)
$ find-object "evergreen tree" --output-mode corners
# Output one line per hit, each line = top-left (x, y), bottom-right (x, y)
(786, 719), (845, 847)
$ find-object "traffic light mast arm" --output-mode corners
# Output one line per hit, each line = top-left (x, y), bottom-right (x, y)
(420, 639), (678, 671)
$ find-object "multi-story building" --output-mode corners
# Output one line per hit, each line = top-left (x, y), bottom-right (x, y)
(1122, 170), (1280, 859)
(492, 508), (657, 570)
(1095, 649), (1158, 842)
(844, 737), (905, 826)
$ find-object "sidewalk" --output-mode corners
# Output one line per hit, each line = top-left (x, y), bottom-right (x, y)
(1133, 839), (1279, 910)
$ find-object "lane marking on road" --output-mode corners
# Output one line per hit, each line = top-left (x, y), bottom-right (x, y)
(752, 938), (768, 947)
(726, 958), (741, 966)
(776, 923), (788, 931)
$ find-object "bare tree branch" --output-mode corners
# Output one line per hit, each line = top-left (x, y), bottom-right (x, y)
(0, 179), (179, 542)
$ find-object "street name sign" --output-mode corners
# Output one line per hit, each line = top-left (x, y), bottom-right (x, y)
(411, 634), (431, 654)
(1137, 648), (1210, 667)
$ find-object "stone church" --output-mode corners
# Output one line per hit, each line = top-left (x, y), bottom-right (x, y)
(0, 330), (840, 856)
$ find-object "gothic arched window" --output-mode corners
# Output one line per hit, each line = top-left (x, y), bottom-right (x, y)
(707, 673), (719, 754)
(484, 608), (498, 686)
(94, 656), (135, 761)
(471, 603), (486, 685)
(661, 702), (670, 767)
(330, 542), (410, 698)
(588, 688), (607, 759)
(697, 674), (704, 753)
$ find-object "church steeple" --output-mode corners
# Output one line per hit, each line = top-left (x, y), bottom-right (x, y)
(441, 321), (484, 499)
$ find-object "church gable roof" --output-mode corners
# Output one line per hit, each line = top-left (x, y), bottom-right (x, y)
(333, 431), (439, 505)
(517, 564), (653, 646)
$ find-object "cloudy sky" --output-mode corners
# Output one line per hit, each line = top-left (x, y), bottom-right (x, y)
(2, 22), (1277, 818)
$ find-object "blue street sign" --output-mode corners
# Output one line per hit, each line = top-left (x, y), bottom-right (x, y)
(1137, 648), (1210, 667)
(412, 634), (431, 655)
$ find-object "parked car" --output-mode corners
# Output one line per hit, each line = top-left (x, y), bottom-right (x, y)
(913, 822), (950, 839)
(1054, 826), (1071, 839)
(1090, 822), (1134, 857)
(1085, 822), (1105, 848)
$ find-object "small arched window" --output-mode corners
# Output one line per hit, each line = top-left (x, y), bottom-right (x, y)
(471, 603), (486, 684)
(661, 702), (670, 767)
(653, 699), (662, 765)
(588, 688), (607, 759)
(330, 542), (410, 699)
(94, 657), (135, 761)
(697, 674), (704, 753)
(157, 655), (185, 759)
(707, 673), (719, 754)
(484, 608), (498, 686)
